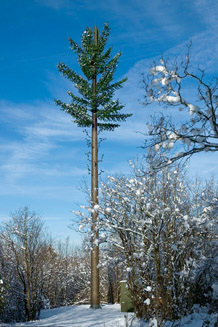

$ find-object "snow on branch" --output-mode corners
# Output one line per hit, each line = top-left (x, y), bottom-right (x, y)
(142, 45), (218, 170)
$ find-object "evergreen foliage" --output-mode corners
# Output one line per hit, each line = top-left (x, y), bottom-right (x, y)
(55, 23), (131, 131)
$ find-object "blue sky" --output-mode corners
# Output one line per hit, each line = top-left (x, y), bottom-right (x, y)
(1, 0), (218, 244)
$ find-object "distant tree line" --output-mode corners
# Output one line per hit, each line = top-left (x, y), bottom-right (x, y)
(0, 207), (124, 323)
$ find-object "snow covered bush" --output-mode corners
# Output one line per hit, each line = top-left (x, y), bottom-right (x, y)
(98, 167), (199, 323)
(191, 180), (218, 312)
(76, 163), (218, 325)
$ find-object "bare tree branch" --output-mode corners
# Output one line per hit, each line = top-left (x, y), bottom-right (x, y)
(142, 45), (218, 170)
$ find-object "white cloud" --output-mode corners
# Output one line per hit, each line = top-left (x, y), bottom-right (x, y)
(0, 100), (86, 183)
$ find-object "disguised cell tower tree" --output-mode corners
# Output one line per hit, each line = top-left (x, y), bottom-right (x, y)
(55, 23), (131, 308)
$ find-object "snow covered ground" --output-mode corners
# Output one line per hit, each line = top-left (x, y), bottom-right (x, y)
(1, 304), (218, 327)
(2, 304), (133, 327)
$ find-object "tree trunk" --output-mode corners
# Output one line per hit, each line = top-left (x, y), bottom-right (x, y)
(90, 25), (100, 309)
(24, 220), (31, 321)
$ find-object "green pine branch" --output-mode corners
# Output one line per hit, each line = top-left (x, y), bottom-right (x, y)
(56, 23), (132, 131)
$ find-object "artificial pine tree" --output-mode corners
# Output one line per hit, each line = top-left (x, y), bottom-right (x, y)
(55, 23), (131, 308)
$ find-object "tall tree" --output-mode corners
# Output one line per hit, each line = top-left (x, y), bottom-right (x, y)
(55, 23), (131, 308)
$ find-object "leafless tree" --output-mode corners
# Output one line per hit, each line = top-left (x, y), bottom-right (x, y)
(0, 207), (51, 321)
(142, 45), (218, 170)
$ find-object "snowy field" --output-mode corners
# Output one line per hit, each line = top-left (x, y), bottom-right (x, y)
(1, 304), (218, 327)
(1, 304), (132, 327)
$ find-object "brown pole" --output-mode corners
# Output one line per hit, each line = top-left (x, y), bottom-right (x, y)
(90, 25), (100, 309)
